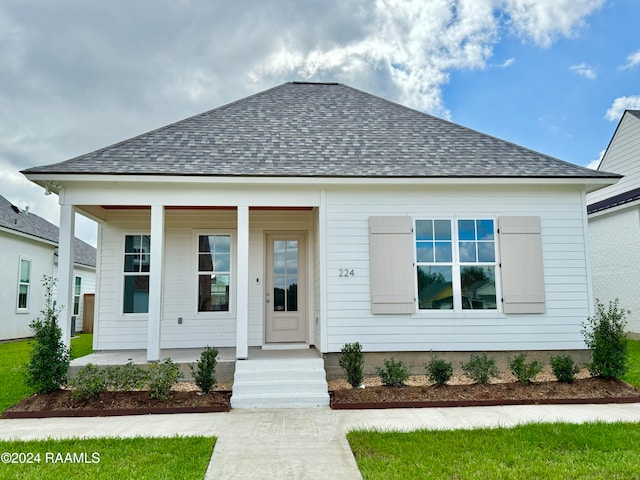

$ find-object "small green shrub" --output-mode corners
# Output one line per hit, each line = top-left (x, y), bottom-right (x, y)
(582, 298), (629, 379)
(147, 358), (182, 400)
(376, 358), (411, 387)
(550, 355), (580, 383)
(339, 342), (365, 388)
(105, 359), (147, 390)
(461, 353), (499, 385)
(190, 346), (218, 394)
(425, 355), (453, 387)
(508, 353), (544, 385)
(24, 276), (70, 393)
(70, 363), (106, 401)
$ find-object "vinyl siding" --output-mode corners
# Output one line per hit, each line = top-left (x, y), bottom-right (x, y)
(323, 184), (591, 352)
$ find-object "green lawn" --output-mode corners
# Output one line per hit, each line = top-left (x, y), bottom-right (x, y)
(0, 436), (215, 480)
(348, 422), (640, 480)
(622, 339), (640, 388)
(0, 334), (93, 413)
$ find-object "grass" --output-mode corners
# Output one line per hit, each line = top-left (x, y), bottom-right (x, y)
(0, 436), (215, 479)
(348, 422), (640, 480)
(0, 334), (93, 413)
(622, 339), (640, 388)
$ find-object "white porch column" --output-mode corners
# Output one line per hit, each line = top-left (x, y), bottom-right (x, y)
(236, 205), (249, 359)
(57, 204), (75, 348)
(147, 205), (165, 362)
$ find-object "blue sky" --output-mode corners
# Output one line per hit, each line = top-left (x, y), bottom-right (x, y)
(0, 0), (638, 245)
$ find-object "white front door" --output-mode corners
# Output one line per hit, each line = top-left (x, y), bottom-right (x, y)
(265, 233), (307, 343)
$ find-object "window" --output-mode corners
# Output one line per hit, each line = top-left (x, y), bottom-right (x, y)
(123, 235), (150, 314)
(17, 258), (31, 311)
(416, 219), (497, 311)
(198, 234), (230, 312)
(73, 276), (82, 315)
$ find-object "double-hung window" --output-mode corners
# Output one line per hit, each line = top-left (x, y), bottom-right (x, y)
(17, 257), (31, 312)
(197, 234), (231, 312)
(123, 235), (150, 314)
(73, 276), (82, 315)
(416, 219), (497, 311)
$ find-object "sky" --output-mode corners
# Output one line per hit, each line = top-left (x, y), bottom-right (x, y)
(1, 0), (639, 247)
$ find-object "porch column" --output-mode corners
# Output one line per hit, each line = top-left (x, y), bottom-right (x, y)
(236, 205), (249, 359)
(57, 204), (75, 348)
(147, 205), (165, 362)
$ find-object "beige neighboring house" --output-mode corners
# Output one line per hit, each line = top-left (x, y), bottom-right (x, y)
(22, 82), (618, 367)
(0, 194), (96, 341)
(587, 110), (640, 336)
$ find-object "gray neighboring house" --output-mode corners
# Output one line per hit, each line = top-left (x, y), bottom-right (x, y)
(22, 82), (619, 371)
(587, 110), (640, 336)
(0, 194), (96, 340)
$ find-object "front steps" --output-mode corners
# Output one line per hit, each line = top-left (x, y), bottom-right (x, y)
(231, 357), (330, 409)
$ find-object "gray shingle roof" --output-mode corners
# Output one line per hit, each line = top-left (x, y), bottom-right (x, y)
(23, 82), (617, 179)
(628, 110), (640, 120)
(0, 195), (96, 268)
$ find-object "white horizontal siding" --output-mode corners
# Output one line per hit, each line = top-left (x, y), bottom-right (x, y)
(323, 184), (592, 353)
(588, 113), (640, 204)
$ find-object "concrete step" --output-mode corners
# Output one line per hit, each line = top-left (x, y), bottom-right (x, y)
(231, 392), (330, 409)
(231, 357), (329, 409)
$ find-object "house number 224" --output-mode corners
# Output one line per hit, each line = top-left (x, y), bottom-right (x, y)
(339, 268), (355, 277)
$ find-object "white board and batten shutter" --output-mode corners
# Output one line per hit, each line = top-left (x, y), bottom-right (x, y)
(369, 216), (415, 314)
(498, 216), (545, 314)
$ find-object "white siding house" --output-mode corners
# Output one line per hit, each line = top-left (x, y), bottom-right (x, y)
(22, 82), (618, 365)
(587, 110), (640, 335)
(0, 195), (96, 340)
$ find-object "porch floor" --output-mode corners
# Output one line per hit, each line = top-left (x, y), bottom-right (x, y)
(70, 346), (321, 367)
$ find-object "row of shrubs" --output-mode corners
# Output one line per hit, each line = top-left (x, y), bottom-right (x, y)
(69, 346), (219, 401)
(339, 342), (583, 388)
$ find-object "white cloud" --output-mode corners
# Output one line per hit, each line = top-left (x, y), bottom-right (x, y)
(586, 150), (606, 170)
(570, 63), (596, 79)
(605, 96), (640, 122)
(619, 49), (640, 70)
(498, 58), (516, 67)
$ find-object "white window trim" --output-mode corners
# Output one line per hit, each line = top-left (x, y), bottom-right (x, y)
(193, 230), (236, 320)
(120, 232), (151, 318)
(413, 217), (503, 315)
(16, 256), (32, 314)
(73, 275), (82, 316)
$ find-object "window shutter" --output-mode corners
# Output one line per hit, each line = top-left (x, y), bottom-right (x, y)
(369, 216), (415, 314)
(498, 216), (545, 314)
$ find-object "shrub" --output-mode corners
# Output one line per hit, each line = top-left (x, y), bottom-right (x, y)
(106, 359), (147, 390)
(147, 358), (182, 400)
(376, 358), (411, 387)
(550, 355), (580, 383)
(190, 346), (218, 394)
(582, 299), (629, 379)
(70, 363), (106, 401)
(461, 353), (499, 385)
(425, 355), (453, 387)
(339, 342), (365, 388)
(508, 353), (544, 385)
(24, 276), (70, 393)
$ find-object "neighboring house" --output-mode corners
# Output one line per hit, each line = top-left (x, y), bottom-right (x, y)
(587, 110), (640, 336)
(22, 82), (619, 366)
(0, 194), (96, 340)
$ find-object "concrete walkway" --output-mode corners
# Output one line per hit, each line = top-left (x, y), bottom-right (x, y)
(2, 403), (640, 479)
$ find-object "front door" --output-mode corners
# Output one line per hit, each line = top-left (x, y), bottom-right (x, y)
(265, 233), (307, 343)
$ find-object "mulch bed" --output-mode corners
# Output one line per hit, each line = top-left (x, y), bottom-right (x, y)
(330, 377), (640, 409)
(2, 390), (231, 418)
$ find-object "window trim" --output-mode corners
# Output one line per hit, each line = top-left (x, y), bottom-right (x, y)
(16, 256), (32, 313)
(414, 217), (501, 314)
(73, 276), (82, 316)
(121, 232), (151, 317)
(193, 230), (236, 319)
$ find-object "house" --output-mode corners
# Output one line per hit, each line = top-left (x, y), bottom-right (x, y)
(0, 194), (96, 340)
(587, 110), (640, 337)
(22, 82), (619, 373)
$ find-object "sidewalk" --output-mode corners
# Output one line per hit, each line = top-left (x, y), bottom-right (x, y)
(2, 403), (640, 479)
